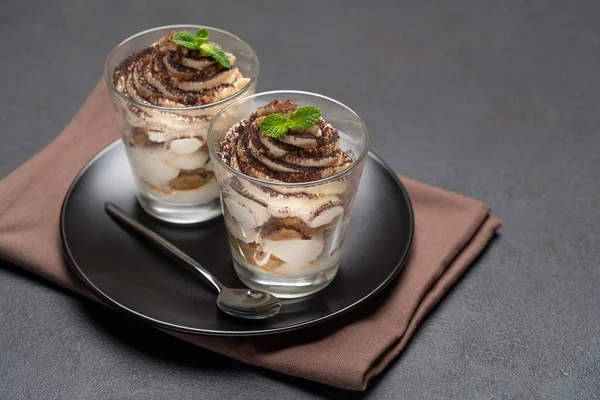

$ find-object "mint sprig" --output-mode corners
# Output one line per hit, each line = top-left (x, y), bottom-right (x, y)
(172, 28), (231, 68)
(195, 27), (209, 44)
(260, 114), (289, 138)
(259, 105), (322, 138)
(199, 43), (231, 70)
(172, 31), (196, 49)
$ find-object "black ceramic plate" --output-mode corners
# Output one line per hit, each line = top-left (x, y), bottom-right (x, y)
(60, 141), (413, 336)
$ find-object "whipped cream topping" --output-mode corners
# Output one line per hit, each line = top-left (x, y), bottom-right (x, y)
(217, 100), (353, 183)
(113, 31), (249, 109)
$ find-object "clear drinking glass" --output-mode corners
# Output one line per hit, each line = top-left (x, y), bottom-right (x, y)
(104, 25), (259, 224)
(208, 91), (369, 297)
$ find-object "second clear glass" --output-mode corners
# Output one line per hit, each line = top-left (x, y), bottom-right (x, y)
(208, 91), (370, 298)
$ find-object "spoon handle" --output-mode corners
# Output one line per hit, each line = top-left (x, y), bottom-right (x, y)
(105, 202), (224, 294)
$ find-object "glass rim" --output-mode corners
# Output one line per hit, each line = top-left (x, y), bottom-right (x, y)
(207, 90), (371, 188)
(103, 24), (260, 112)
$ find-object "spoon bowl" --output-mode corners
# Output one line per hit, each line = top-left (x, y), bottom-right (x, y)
(217, 289), (282, 319)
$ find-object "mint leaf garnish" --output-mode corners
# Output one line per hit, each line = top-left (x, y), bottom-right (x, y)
(172, 28), (231, 68)
(260, 114), (289, 138)
(289, 105), (321, 130)
(172, 31), (196, 50)
(259, 105), (322, 138)
(195, 28), (209, 44)
(200, 43), (231, 68)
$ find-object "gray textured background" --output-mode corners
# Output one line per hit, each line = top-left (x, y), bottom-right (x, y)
(1, 0), (599, 398)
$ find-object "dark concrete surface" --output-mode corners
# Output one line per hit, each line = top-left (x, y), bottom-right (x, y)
(1, 1), (599, 398)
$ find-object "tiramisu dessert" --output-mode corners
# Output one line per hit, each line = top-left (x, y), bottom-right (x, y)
(111, 27), (253, 208)
(216, 100), (360, 289)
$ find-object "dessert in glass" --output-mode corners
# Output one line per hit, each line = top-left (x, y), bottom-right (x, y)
(104, 25), (259, 224)
(208, 91), (369, 297)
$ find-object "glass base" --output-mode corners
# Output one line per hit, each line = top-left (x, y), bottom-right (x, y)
(137, 193), (222, 225)
(232, 252), (339, 298)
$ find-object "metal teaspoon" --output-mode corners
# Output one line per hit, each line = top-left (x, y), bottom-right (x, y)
(105, 202), (282, 320)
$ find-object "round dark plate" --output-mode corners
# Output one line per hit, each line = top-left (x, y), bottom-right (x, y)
(60, 140), (413, 336)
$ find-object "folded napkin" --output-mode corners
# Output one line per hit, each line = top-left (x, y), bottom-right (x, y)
(0, 81), (501, 391)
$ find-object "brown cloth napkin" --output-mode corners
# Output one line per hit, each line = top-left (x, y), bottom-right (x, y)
(0, 81), (501, 391)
